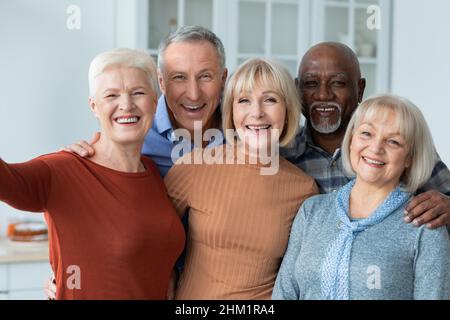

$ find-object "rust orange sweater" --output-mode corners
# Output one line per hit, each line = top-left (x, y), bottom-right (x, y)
(0, 152), (185, 299)
(165, 146), (318, 299)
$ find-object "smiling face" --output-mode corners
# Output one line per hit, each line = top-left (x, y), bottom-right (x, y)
(89, 66), (157, 146)
(350, 109), (411, 191)
(232, 83), (286, 154)
(298, 43), (365, 136)
(158, 41), (227, 133)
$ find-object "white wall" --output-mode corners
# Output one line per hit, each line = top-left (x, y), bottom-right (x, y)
(0, 0), (116, 236)
(391, 0), (450, 165)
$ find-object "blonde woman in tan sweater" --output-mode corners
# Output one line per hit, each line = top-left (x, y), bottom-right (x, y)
(165, 58), (318, 299)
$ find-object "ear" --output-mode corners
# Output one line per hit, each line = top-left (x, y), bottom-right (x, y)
(358, 78), (366, 103)
(404, 156), (412, 168)
(89, 97), (98, 117)
(221, 68), (228, 89)
(157, 69), (166, 95)
(151, 94), (158, 112)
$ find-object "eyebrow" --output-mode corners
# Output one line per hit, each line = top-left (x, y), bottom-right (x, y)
(168, 68), (214, 76)
(359, 122), (402, 136)
(302, 72), (347, 78)
(261, 91), (280, 96)
(102, 88), (119, 94)
(237, 90), (280, 96)
(102, 86), (147, 94)
(129, 86), (147, 91)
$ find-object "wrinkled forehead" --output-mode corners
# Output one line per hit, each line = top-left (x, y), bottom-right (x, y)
(163, 41), (222, 72)
(300, 47), (359, 79)
(98, 66), (147, 82)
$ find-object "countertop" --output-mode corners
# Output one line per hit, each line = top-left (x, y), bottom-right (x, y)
(0, 239), (49, 264)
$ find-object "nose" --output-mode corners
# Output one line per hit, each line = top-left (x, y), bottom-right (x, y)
(185, 78), (201, 102)
(250, 101), (265, 119)
(368, 137), (384, 154)
(314, 81), (334, 101)
(118, 94), (134, 111)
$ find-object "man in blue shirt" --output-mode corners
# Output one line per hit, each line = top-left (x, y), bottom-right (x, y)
(142, 25), (227, 176)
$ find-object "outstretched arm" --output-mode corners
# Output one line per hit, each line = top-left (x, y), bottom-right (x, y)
(0, 157), (51, 212)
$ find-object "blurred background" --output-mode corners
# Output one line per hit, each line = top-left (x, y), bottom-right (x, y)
(0, 0), (449, 299)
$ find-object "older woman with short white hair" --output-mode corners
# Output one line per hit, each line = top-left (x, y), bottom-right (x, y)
(273, 94), (450, 300)
(0, 48), (185, 299)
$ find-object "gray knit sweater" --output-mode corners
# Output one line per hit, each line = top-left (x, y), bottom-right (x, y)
(273, 193), (450, 300)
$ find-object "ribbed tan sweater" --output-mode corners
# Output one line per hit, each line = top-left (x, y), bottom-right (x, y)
(164, 145), (318, 299)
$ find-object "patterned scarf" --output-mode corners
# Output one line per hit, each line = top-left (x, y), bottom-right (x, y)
(320, 180), (411, 300)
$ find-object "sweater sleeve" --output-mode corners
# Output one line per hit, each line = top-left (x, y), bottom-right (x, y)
(413, 226), (450, 300)
(164, 160), (193, 219)
(0, 157), (51, 212)
(272, 201), (309, 300)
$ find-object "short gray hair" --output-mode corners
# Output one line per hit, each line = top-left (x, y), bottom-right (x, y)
(157, 25), (226, 72)
(88, 48), (158, 97)
(341, 94), (437, 193)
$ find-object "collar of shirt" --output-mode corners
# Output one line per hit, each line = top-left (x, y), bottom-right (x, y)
(153, 95), (176, 142)
(301, 122), (341, 162)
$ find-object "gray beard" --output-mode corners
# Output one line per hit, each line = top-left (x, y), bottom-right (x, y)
(310, 116), (342, 134)
(309, 102), (343, 134)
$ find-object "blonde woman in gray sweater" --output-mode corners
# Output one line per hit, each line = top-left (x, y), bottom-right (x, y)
(273, 94), (450, 300)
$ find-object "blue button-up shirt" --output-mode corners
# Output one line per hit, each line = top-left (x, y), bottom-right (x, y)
(142, 95), (224, 176)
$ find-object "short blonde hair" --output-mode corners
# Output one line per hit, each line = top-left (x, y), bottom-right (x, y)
(88, 48), (158, 97)
(222, 58), (300, 147)
(341, 94), (437, 192)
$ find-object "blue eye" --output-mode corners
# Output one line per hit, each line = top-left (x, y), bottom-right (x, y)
(173, 75), (186, 81)
(388, 139), (400, 146)
(200, 73), (212, 80)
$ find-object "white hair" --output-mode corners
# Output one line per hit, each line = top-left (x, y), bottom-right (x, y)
(341, 94), (437, 193)
(88, 48), (158, 97)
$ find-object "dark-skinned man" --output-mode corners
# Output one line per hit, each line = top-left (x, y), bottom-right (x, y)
(282, 42), (450, 231)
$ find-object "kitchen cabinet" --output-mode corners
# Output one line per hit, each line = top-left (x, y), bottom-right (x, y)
(311, 0), (391, 97)
(0, 240), (50, 300)
(127, 0), (391, 96)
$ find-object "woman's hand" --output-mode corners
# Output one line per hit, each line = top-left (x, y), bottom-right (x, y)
(60, 132), (100, 157)
(44, 274), (57, 300)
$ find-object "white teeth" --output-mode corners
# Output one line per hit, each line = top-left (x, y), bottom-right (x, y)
(246, 125), (271, 130)
(184, 105), (203, 110)
(116, 117), (138, 124)
(316, 107), (335, 112)
(364, 157), (385, 165)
